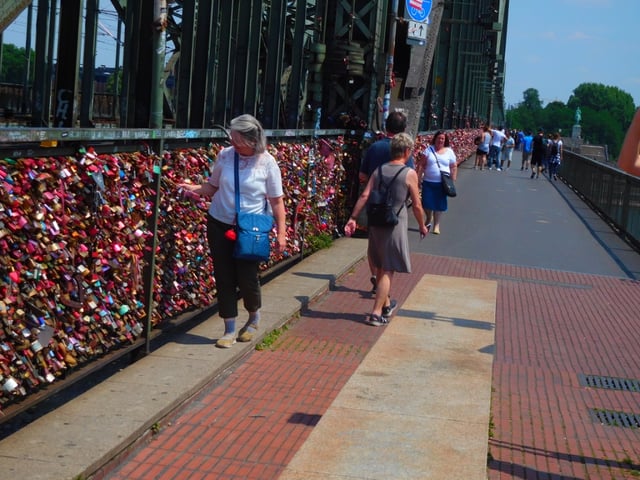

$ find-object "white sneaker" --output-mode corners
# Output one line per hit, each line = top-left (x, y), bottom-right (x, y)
(497, 168), (502, 172)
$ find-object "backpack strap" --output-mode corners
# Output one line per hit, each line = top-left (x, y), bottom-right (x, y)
(376, 164), (408, 217)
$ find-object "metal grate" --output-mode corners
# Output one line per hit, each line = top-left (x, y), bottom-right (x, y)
(579, 374), (640, 392)
(589, 408), (640, 429)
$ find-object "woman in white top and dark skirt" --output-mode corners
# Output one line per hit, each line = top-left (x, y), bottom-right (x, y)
(416, 131), (457, 235)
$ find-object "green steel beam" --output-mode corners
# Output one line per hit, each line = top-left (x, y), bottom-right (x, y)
(262, 0), (287, 128)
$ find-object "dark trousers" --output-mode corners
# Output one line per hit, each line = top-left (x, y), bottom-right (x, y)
(207, 215), (261, 319)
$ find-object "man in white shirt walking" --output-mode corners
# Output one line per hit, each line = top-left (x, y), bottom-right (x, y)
(488, 126), (506, 171)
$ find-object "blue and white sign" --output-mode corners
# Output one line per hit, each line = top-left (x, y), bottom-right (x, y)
(406, 0), (432, 23)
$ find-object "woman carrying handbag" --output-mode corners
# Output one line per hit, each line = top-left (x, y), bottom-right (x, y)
(180, 114), (287, 348)
(415, 130), (457, 235)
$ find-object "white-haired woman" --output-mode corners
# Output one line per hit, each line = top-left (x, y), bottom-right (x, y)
(181, 114), (287, 348)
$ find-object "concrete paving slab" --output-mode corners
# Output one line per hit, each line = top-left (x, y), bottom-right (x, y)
(280, 274), (496, 480)
(0, 236), (368, 480)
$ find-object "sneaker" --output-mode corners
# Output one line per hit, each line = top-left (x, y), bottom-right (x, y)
(216, 333), (236, 348)
(497, 168), (502, 172)
(382, 299), (398, 319)
(370, 275), (377, 294)
(365, 313), (388, 327)
(237, 323), (258, 342)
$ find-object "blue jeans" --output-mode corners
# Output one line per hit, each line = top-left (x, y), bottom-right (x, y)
(488, 145), (501, 169)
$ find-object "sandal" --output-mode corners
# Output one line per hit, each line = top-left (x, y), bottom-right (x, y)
(365, 313), (388, 327)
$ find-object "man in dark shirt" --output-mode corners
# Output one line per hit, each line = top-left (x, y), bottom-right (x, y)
(530, 129), (545, 178)
(359, 111), (414, 182)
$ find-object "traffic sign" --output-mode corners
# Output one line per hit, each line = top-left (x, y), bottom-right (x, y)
(408, 20), (428, 41)
(406, 0), (432, 23)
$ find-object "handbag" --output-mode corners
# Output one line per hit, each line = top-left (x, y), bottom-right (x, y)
(232, 152), (273, 262)
(431, 147), (457, 197)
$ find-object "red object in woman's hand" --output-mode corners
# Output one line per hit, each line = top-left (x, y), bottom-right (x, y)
(224, 229), (237, 241)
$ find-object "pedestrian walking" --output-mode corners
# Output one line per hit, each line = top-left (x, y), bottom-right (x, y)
(521, 130), (533, 170)
(474, 125), (491, 170)
(548, 132), (563, 180)
(530, 129), (545, 179)
(416, 130), (457, 235)
(501, 130), (515, 170)
(358, 110), (413, 294)
(344, 133), (428, 326)
(487, 126), (506, 171)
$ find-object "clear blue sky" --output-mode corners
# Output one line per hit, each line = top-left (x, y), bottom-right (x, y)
(505, 0), (640, 108)
(2, 0), (120, 68)
(3, 0), (639, 108)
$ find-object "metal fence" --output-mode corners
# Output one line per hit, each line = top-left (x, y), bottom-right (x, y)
(561, 150), (640, 249)
(1, 82), (118, 124)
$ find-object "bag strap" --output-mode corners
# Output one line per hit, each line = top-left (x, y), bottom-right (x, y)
(234, 151), (241, 218)
(377, 163), (407, 191)
(430, 146), (444, 172)
(376, 163), (408, 216)
(234, 151), (268, 220)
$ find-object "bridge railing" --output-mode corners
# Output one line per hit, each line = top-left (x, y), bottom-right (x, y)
(561, 150), (640, 250)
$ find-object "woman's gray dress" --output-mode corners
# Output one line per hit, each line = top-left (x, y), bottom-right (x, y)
(367, 163), (412, 273)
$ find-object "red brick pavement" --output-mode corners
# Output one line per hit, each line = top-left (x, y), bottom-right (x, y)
(99, 254), (640, 480)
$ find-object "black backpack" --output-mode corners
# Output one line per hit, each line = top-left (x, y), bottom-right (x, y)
(366, 164), (407, 227)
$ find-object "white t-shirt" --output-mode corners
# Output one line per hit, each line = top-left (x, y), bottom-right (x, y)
(423, 146), (457, 183)
(491, 129), (506, 148)
(207, 146), (284, 224)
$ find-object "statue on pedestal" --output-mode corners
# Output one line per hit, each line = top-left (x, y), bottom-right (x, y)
(572, 106), (582, 140)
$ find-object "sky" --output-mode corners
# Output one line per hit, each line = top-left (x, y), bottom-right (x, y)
(504, 0), (640, 108)
(3, 0), (640, 108)
(1, 0), (121, 68)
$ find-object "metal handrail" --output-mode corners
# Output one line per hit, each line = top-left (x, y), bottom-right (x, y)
(561, 150), (640, 250)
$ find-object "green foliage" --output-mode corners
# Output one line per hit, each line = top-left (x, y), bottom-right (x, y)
(0, 43), (35, 84)
(255, 324), (289, 351)
(306, 232), (333, 252)
(521, 88), (543, 111)
(507, 83), (637, 158)
(543, 101), (573, 135)
(106, 68), (123, 94)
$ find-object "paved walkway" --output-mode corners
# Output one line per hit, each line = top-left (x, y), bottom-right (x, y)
(1, 151), (640, 479)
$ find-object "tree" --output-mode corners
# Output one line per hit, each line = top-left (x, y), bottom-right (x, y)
(568, 83), (635, 128)
(580, 106), (623, 158)
(542, 101), (573, 135)
(521, 88), (543, 111)
(567, 83), (636, 158)
(505, 88), (544, 132)
(0, 43), (35, 84)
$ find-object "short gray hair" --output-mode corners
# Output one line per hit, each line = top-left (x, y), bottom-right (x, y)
(229, 114), (267, 153)
(390, 132), (414, 159)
